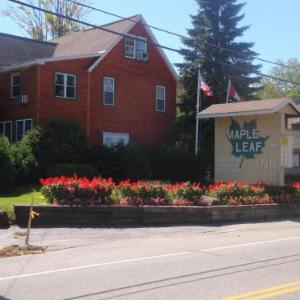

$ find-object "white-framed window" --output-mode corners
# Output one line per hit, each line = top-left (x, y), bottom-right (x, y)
(125, 35), (148, 60)
(54, 72), (76, 99)
(103, 77), (115, 106)
(103, 132), (129, 148)
(156, 85), (166, 112)
(16, 119), (33, 141)
(11, 73), (21, 98)
(293, 154), (300, 167)
(0, 121), (12, 142)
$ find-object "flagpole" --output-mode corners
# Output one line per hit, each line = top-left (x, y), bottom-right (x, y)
(226, 77), (231, 103)
(195, 64), (201, 155)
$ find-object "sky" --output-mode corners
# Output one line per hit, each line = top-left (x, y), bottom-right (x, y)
(0, 0), (300, 74)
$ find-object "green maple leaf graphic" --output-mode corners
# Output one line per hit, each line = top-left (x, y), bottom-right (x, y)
(227, 118), (269, 168)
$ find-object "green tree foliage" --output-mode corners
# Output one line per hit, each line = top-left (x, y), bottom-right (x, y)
(24, 119), (88, 170)
(0, 136), (16, 192)
(258, 58), (300, 103)
(170, 0), (261, 176)
(257, 80), (285, 100)
(2, 0), (91, 41)
(11, 139), (39, 185)
(91, 144), (152, 182)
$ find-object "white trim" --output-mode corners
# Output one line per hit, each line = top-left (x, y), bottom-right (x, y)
(198, 99), (300, 119)
(199, 110), (277, 119)
(102, 131), (130, 147)
(87, 15), (178, 81)
(0, 53), (101, 74)
(156, 85), (166, 112)
(125, 34), (148, 60)
(10, 72), (21, 99)
(55, 72), (76, 100)
(16, 118), (33, 141)
(103, 76), (115, 106)
(0, 120), (12, 142)
(88, 19), (138, 73)
(139, 15), (178, 81)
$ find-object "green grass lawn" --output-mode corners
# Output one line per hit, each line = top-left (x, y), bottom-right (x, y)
(0, 185), (46, 221)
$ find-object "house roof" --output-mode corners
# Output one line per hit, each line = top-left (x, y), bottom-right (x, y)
(51, 15), (140, 57)
(198, 98), (300, 119)
(0, 33), (56, 68)
(0, 15), (177, 80)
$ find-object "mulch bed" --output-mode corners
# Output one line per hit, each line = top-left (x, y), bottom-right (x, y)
(0, 245), (45, 258)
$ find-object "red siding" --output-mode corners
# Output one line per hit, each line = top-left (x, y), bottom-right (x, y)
(0, 66), (38, 140)
(0, 21), (177, 147)
(89, 21), (177, 147)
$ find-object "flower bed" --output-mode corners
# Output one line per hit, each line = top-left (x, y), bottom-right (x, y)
(40, 176), (300, 207)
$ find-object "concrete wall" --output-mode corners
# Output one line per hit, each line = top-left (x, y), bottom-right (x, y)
(214, 113), (284, 185)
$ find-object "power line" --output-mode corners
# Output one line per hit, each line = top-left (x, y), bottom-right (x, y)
(67, 0), (291, 70)
(7, 0), (300, 87)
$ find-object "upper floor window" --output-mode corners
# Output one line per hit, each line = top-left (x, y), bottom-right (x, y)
(103, 77), (115, 106)
(16, 119), (32, 141)
(0, 121), (12, 142)
(125, 36), (148, 61)
(11, 73), (21, 98)
(55, 72), (76, 99)
(156, 85), (166, 112)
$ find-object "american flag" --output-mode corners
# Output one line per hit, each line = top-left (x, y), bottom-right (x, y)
(199, 73), (213, 97)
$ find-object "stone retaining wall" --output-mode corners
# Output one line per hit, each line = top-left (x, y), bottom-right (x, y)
(0, 211), (9, 228)
(14, 204), (300, 227)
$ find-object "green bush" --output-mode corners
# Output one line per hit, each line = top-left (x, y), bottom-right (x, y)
(0, 136), (16, 191)
(11, 140), (39, 185)
(91, 144), (152, 181)
(150, 146), (208, 183)
(46, 163), (99, 178)
(27, 119), (87, 169)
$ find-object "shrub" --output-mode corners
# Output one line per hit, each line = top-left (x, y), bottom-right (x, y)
(11, 140), (39, 185)
(46, 163), (99, 178)
(150, 146), (208, 182)
(0, 136), (16, 191)
(118, 180), (168, 204)
(166, 182), (204, 204)
(40, 176), (115, 205)
(30, 119), (87, 169)
(92, 144), (151, 181)
(207, 182), (266, 204)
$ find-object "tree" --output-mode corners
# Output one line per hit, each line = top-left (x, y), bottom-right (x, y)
(168, 0), (261, 171)
(2, 0), (91, 41)
(165, 0), (262, 180)
(23, 119), (88, 171)
(258, 58), (300, 103)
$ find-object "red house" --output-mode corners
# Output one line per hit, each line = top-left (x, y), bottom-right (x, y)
(0, 15), (177, 148)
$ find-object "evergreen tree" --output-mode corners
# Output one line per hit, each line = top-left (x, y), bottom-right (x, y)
(170, 1), (260, 144)
(165, 0), (262, 178)
(178, 0), (261, 117)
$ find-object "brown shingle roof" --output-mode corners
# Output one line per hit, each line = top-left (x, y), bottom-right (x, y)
(198, 98), (300, 119)
(0, 15), (139, 68)
(51, 15), (140, 57)
(0, 33), (56, 68)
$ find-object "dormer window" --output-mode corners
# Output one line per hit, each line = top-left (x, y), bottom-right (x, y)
(125, 35), (148, 61)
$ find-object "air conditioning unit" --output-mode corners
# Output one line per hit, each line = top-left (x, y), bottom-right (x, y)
(16, 95), (28, 105)
(137, 52), (149, 61)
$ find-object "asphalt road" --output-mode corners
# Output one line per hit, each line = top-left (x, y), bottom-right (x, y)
(0, 220), (300, 299)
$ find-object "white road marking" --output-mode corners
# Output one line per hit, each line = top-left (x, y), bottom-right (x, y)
(0, 252), (189, 282)
(203, 236), (300, 252)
